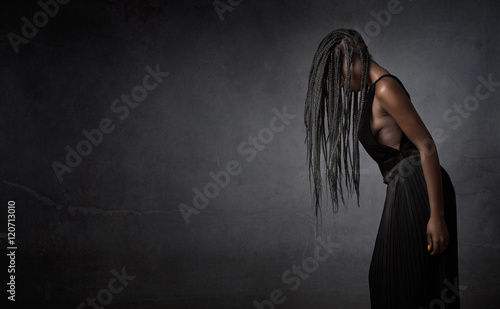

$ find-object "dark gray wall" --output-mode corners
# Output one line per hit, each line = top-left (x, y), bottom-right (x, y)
(1, 0), (499, 308)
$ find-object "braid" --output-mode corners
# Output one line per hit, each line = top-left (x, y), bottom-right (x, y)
(304, 28), (371, 220)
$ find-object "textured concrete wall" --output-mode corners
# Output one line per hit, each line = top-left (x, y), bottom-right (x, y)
(1, 0), (499, 308)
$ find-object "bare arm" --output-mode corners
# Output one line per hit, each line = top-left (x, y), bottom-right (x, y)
(374, 78), (449, 255)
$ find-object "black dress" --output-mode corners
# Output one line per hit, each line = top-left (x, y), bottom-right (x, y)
(358, 74), (460, 308)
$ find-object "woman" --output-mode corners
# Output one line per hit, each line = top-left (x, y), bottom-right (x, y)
(304, 28), (460, 308)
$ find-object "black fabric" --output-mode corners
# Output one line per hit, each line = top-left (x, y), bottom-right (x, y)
(358, 74), (460, 308)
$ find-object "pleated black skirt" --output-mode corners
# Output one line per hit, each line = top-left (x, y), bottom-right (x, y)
(368, 153), (460, 308)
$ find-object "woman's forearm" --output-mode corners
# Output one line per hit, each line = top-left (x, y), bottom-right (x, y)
(419, 142), (445, 219)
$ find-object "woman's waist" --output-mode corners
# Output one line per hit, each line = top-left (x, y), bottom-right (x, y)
(378, 148), (421, 184)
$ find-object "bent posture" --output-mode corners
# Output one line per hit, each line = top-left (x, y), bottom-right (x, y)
(304, 28), (460, 308)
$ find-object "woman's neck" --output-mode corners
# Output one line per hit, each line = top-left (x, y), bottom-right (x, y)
(367, 60), (390, 88)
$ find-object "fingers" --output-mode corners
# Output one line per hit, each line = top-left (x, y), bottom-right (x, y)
(430, 237), (449, 255)
(431, 238), (440, 255)
(426, 219), (450, 255)
(427, 234), (432, 253)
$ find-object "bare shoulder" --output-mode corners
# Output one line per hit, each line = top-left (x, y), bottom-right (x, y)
(374, 76), (406, 99)
(373, 76), (412, 114)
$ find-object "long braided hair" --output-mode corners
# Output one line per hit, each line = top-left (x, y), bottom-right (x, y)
(304, 28), (371, 220)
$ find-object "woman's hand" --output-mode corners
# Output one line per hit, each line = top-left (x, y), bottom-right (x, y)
(426, 215), (449, 255)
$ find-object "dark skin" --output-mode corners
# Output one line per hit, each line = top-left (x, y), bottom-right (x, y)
(342, 54), (449, 256)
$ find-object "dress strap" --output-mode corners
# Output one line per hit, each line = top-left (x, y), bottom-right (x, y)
(371, 73), (395, 87)
(368, 74), (411, 99)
